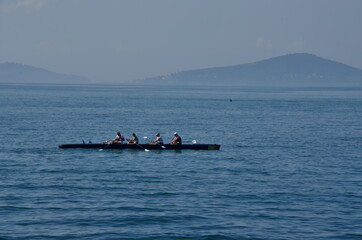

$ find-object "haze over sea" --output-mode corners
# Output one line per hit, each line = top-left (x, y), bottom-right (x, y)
(0, 83), (361, 240)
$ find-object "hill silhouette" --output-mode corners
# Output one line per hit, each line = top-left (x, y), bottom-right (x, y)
(140, 53), (362, 87)
(0, 62), (88, 84)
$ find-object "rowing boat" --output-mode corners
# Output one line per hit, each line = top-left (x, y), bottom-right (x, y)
(58, 143), (220, 150)
(59, 143), (220, 150)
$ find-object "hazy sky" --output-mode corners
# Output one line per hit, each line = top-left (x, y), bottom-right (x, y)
(1, 0), (362, 83)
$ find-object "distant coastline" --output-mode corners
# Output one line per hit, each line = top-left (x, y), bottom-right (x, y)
(137, 53), (362, 87)
(2, 53), (362, 87)
(0, 62), (89, 84)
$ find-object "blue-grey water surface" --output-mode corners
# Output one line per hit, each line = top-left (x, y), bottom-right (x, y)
(0, 84), (361, 240)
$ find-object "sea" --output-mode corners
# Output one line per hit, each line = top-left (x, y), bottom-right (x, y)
(0, 83), (361, 240)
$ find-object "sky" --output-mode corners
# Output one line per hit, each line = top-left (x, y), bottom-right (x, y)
(1, 0), (362, 83)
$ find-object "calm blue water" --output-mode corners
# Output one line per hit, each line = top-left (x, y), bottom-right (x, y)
(0, 83), (361, 240)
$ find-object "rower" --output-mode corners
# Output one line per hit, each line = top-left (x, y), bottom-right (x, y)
(106, 132), (124, 144)
(127, 133), (139, 145)
(169, 132), (182, 145)
(151, 133), (163, 145)
(114, 132), (125, 144)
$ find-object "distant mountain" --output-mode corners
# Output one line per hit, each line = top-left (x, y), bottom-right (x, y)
(0, 62), (89, 84)
(139, 53), (362, 87)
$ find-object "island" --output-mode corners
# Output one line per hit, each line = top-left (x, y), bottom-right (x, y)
(138, 53), (362, 87)
(0, 62), (88, 84)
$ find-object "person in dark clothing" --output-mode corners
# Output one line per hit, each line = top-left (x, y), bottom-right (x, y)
(127, 133), (139, 144)
(169, 132), (182, 145)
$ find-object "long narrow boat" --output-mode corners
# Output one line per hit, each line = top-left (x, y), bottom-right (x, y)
(59, 143), (220, 150)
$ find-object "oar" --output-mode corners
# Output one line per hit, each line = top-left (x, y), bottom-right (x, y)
(182, 140), (197, 144)
(156, 143), (166, 149)
(136, 143), (150, 152)
(99, 141), (112, 151)
(143, 136), (166, 149)
(99, 144), (110, 151)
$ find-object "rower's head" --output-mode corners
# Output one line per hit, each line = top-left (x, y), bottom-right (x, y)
(117, 132), (121, 135)
(132, 133), (136, 136)
(174, 132), (178, 136)
(156, 133), (160, 137)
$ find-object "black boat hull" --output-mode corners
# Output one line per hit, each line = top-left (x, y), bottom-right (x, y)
(59, 143), (220, 150)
